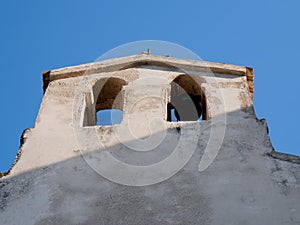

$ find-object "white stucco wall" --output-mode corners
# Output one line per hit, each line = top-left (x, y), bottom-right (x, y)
(0, 56), (299, 225)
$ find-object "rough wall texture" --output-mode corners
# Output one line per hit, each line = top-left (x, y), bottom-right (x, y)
(0, 55), (299, 225)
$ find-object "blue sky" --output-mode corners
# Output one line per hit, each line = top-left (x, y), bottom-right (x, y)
(0, 0), (299, 171)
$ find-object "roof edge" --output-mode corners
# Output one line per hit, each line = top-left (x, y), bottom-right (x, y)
(42, 54), (253, 98)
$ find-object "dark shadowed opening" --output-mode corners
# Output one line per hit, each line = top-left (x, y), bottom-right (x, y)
(167, 75), (206, 122)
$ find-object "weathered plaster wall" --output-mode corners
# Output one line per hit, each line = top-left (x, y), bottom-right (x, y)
(0, 57), (299, 225)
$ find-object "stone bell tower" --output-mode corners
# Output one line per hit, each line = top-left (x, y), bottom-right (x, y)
(1, 54), (299, 225)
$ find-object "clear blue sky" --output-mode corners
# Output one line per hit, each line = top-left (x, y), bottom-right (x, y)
(0, 0), (299, 172)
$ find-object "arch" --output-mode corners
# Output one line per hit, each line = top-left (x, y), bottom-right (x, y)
(93, 77), (127, 125)
(167, 74), (207, 122)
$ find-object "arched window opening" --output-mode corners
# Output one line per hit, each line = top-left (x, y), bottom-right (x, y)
(167, 75), (206, 122)
(95, 77), (126, 126)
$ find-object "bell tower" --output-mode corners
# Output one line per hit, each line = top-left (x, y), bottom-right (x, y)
(1, 54), (299, 225)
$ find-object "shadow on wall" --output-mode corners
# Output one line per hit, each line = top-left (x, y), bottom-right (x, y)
(0, 107), (300, 224)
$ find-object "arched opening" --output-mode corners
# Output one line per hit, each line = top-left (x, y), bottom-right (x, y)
(95, 77), (127, 126)
(167, 75), (206, 122)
